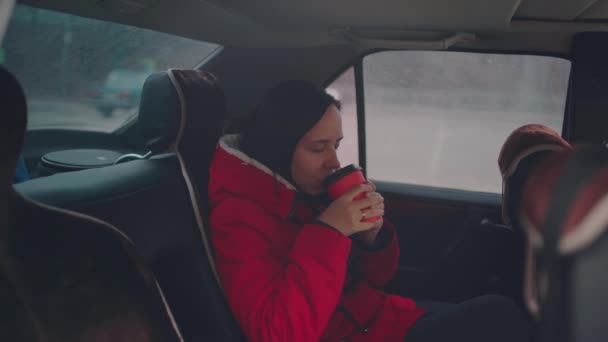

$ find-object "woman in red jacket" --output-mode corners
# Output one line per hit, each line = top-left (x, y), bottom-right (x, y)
(208, 80), (529, 342)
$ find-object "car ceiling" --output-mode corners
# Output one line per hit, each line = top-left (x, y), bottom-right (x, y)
(14, 0), (608, 53)
(18, 0), (608, 53)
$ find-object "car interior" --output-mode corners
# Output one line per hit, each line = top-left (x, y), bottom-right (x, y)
(4, 0), (608, 341)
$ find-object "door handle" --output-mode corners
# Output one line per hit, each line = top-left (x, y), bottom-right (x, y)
(479, 217), (512, 232)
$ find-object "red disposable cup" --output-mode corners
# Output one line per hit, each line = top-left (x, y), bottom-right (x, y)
(324, 164), (380, 222)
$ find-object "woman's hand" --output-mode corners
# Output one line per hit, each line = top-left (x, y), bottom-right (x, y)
(318, 184), (384, 236)
(356, 181), (385, 245)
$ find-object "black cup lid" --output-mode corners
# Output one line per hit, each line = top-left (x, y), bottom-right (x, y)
(41, 149), (123, 170)
(323, 164), (362, 188)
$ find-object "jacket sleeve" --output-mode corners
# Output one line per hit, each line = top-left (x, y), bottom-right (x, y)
(210, 198), (352, 342)
(353, 220), (400, 287)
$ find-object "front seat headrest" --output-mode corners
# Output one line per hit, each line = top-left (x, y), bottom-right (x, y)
(166, 70), (225, 194)
(498, 124), (572, 226)
(141, 69), (237, 340)
(138, 70), (225, 158)
(520, 146), (608, 342)
(138, 71), (182, 154)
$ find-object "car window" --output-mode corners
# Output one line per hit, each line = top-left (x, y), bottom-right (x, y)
(326, 67), (359, 167)
(1, 4), (219, 132)
(363, 51), (571, 193)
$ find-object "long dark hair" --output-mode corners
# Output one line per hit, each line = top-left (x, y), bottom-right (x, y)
(230, 80), (340, 184)
(229, 80), (365, 291)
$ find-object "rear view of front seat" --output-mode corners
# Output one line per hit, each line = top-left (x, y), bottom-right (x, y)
(149, 69), (246, 341)
(0, 65), (181, 341)
(17, 69), (245, 341)
(519, 146), (608, 342)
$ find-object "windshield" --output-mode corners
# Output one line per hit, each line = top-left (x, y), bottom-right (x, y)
(1, 4), (220, 132)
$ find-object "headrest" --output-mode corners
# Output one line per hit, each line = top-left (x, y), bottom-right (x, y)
(521, 146), (608, 256)
(138, 72), (180, 153)
(519, 146), (608, 321)
(138, 69), (225, 154)
(168, 69), (226, 195)
(498, 124), (572, 225)
(0, 65), (27, 170)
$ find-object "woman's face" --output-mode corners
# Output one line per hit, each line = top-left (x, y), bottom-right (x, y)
(291, 104), (343, 195)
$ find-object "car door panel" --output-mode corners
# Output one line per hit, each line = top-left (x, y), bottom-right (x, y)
(376, 181), (524, 303)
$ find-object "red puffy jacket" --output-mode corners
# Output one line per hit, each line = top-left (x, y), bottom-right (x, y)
(208, 135), (424, 342)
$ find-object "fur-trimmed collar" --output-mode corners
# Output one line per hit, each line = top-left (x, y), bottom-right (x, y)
(209, 134), (301, 219)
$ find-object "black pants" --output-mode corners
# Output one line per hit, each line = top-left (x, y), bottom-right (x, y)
(405, 295), (531, 342)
